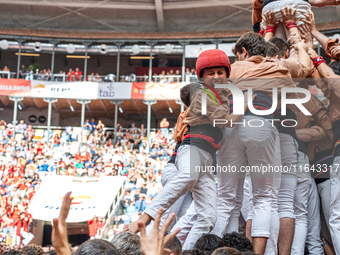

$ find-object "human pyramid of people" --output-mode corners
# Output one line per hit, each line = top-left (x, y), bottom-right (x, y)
(118, 2), (340, 255)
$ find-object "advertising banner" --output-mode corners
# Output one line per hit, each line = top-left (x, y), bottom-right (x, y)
(185, 44), (216, 58)
(131, 82), (186, 100)
(30, 81), (98, 99)
(0, 79), (31, 96)
(97, 82), (132, 99)
(28, 175), (126, 222)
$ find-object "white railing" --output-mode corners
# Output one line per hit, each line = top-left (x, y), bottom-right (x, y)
(152, 75), (182, 83)
(0, 71), (16, 78)
(3, 72), (198, 83)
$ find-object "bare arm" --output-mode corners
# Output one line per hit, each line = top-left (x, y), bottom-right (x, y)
(308, 49), (337, 80)
(281, 5), (313, 76)
(293, 41), (313, 77)
(52, 192), (72, 255)
(296, 128), (323, 142)
(309, 0), (339, 8)
(299, 24), (314, 49)
(280, 5), (300, 40)
(263, 10), (279, 41)
(302, 10), (328, 49)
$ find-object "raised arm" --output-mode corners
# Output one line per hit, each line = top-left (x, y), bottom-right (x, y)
(263, 10), (279, 41)
(280, 5), (300, 39)
(296, 126), (325, 142)
(308, 48), (340, 99)
(309, 0), (340, 8)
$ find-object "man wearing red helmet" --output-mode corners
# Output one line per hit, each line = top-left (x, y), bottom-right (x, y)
(124, 49), (251, 249)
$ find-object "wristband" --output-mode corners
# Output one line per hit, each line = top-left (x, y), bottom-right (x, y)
(313, 56), (326, 68)
(265, 26), (276, 34)
(259, 30), (264, 36)
(285, 21), (297, 30)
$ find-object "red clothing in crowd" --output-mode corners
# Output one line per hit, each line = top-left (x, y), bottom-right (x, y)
(22, 219), (29, 233)
(12, 219), (22, 236)
(88, 219), (98, 237)
(12, 209), (21, 219)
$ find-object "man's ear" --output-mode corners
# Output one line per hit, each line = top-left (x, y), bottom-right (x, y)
(284, 49), (289, 59)
(242, 47), (248, 58)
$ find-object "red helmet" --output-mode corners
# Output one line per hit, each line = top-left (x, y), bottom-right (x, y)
(196, 49), (231, 78)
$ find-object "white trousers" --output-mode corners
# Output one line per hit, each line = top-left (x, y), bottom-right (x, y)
(171, 200), (197, 245)
(144, 145), (216, 250)
(278, 133), (299, 219)
(329, 155), (340, 254)
(317, 179), (332, 245)
(291, 151), (312, 255)
(211, 116), (280, 240)
(146, 163), (193, 235)
(306, 180), (324, 255)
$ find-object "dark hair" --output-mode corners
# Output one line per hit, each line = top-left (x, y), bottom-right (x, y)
(111, 232), (142, 255)
(234, 32), (267, 58)
(164, 235), (182, 255)
(21, 244), (44, 255)
(182, 249), (205, 255)
(180, 83), (201, 107)
(44, 250), (57, 255)
(211, 247), (243, 255)
(222, 232), (253, 252)
(329, 61), (340, 76)
(266, 41), (280, 58)
(2, 251), (28, 255)
(76, 239), (119, 255)
(269, 37), (289, 58)
(193, 234), (226, 254)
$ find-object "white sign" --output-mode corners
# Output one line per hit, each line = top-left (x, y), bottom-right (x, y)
(30, 81), (98, 99)
(218, 43), (235, 57)
(97, 82), (132, 99)
(28, 175), (126, 222)
(185, 44), (216, 58)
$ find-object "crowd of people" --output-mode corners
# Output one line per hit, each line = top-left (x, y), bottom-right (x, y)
(1, 65), (199, 83)
(0, 115), (174, 250)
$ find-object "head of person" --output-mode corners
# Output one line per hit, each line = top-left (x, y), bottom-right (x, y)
(180, 83), (203, 108)
(196, 49), (231, 86)
(329, 60), (340, 76)
(76, 239), (119, 255)
(222, 232), (253, 252)
(182, 250), (204, 255)
(211, 247), (243, 255)
(164, 234), (182, 255)
(266, 41), (280, 59)
(193, 234), (226, 254)
(111, 232), (142, 255)
(269, 37), (290, 59)
(234, 32), (267, 61)
(45, 250), (57, 255)
(21, 244), (44, 255)
(2, 250), (28, 255)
